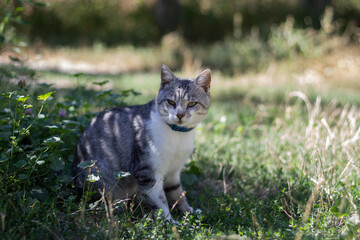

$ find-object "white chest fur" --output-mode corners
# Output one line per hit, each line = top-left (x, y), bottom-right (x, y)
(147, 108), (195, 177)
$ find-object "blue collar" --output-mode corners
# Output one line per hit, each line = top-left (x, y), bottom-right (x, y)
(166, 123), (195, 132)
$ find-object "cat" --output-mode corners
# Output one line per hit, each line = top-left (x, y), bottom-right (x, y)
(72, 64), (211, 221)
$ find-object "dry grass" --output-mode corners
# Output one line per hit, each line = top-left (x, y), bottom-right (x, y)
(281, 91), (360, 238)
(285, 91), (360, 178)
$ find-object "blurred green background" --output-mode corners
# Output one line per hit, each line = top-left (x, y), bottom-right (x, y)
(21, 0), (360, 46)
(1, 0), (360, 75)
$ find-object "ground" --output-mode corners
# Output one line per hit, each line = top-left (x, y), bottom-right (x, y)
(1, 44), (360, 239)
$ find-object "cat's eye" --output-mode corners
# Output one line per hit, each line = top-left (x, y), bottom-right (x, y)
(167, 99), (176, 107)
(187, 102), (197, 108)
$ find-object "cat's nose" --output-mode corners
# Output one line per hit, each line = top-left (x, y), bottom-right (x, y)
(176, 113), (184, 120)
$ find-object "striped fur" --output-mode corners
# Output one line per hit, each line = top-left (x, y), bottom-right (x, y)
(72, 65), (211, 220)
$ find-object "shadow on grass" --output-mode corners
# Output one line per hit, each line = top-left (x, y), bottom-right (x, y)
(180, 157), (314, 237)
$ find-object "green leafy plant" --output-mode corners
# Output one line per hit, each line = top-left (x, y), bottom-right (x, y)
(0, 0), (47, 62)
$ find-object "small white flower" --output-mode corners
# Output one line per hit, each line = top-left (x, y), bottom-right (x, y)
(349, 213), (360, 228)
(87, 173), (100, 182)
(195, 209), (202, 214)
(220, 115), (227, 123)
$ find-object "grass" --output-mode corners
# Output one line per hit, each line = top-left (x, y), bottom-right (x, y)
(1, 46), (360, 239)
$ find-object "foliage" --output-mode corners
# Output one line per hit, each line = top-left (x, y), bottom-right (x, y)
(25, 0), (159, 46)
(0, 68), (139, 239)
(0, 0), (46, 60)
(203, 37), (270, 75)
(269, 16), (323, 60)
(198, 16), (335, 74)
(16, 0), (360, 46)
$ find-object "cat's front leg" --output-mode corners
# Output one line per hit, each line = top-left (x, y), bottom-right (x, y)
(164, 173), (194, 213)
(137, 177), (173, 220)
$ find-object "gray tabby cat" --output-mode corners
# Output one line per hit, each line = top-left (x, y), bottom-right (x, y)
(72, 64), (211, 221)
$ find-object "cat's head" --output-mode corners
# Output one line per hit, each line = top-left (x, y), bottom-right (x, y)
(157, 64), (211, 129)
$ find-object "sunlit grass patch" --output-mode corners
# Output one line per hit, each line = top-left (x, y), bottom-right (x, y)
(190, 90), (360, 238)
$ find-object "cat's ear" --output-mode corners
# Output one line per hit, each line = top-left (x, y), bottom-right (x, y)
(160, 64), (175, 89)
(195, 69), (211, 92)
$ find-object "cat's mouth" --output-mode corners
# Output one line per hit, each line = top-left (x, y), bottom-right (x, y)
(167, 119), (184, 126)
(166, 115), (191, 126)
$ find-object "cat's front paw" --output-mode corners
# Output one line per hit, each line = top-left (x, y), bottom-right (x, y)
(194, 208), (202, 214)
(187, 207), (202, 214)
(168, 219), (180, 225)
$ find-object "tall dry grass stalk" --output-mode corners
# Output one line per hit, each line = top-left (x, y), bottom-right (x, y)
(286, 91), (360, 183)
(285, 91), (360, 237)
